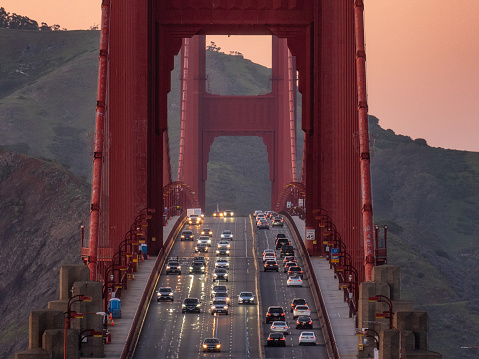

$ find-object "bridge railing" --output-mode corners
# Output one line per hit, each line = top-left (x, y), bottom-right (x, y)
(120, 213), (186, 359)
(274, 181), (306, 218)
(282, 211), (340, 359)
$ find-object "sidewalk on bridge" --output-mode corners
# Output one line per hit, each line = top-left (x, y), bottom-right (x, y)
(292, 217), (358, 358)
(101, 216), (180, 359)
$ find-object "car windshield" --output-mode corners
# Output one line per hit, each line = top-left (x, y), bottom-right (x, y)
(205, 338), (219, 343)
(269, 307), (283, 313)
(213, 300), (226, 305)
(159, 288), (171, 293)
(223, 230), (231, 234)
(240, 292), (253, 296)
(185, 299), (198, 304)
(215, 268), (226, 273)
(269, 333), (283, 338)
(296, 305), (308, 310)
(213, 286), (226, 292)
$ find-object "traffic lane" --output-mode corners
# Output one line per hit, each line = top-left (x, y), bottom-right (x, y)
(135, 217), (259, 358)
(255, 222), (328, 358)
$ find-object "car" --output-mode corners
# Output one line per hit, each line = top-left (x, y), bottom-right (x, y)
(220, 230), (234, 240)
(290, 298), (307, 312)
(288, 266), (304, 279)
(296, 315), (313, 329)
(263, 253), (276, 263)
(257, 219), (269, 229)
(293, 305), (311, 319)
(180, 230), (194, 241)
(265, 306), (285, 323)
(237, 291), (255, 304)
(264, 259), (279, 272)
(188, 214), (202, 225)
(165, 259), (181, 275)
(266, 332), (286, 347)
(202, 338), (221, 352)
(270, 321), (289, 334)
(280, 245), (294, 257)
(217, 241), (231, 250)
(195, 243), (208, 253)
(189, 261), (206, 274)
(211, 285), (227, 297)
(272, 217), (284, 227)
(215, 258), (230, 269)
(210, 299), (229, 315)
(253, 210), (263, 217)
(298, 331), (316, 346)
(193, 256), (206, 265)
(275, 233), (288, 241)
(224, 210), (234, 217)
(287, 275), (303, 287)
(212, 291), (230, 303)
(283, 261), (297, 273)
(213, 210), (223, 218)
(216, 248), (230, 256)
(282, 256), (297, 266)
(201, 228), (213, 236)
(213, 268), (229, 282)
(197, 235), (212, 246)
(182, 298), (201, 313)
(275, 237), (290, 249)
(157, 287), (174, 302)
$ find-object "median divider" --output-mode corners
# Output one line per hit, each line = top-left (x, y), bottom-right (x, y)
(281, 211), (340, 359)
(120, 213), (187, 359)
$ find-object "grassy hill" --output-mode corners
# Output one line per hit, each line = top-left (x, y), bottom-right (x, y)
(0, 28), (478, 358)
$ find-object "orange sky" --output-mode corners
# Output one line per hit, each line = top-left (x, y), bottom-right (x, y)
(2, 0), (478, 151)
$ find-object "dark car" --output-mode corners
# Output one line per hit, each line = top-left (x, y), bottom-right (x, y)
(283, 261), (297, 273)
(180, 230), (194, 241)
(296, 315), (313, 329)
(266, 332), (286, 347)
(265, 306), (285, 323)
(165, 260), (181, 275)
(280, 245), (294, 257)
(189, 261), (206, 274)
(213, 268), (229, 282)
(202, 338), (221, 352)
(275, 233), (288, 241)
(195, 243), (208, 253)
(264, 259), (279, 272)
(275, 237), (290, 249)
(182, 298), (201, 313)
(288, 266), (304, 279)
(272, 217), (284, 227)
(290, 298), (307, 312)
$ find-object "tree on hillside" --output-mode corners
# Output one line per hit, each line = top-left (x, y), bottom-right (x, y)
(0, 7), (64, 31)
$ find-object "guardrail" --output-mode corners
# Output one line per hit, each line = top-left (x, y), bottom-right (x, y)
(120, 213), (187, 359)
(281, 211), (340, 359)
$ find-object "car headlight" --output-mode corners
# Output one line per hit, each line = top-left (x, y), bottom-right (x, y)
(208, 240), (211, 244)
(231, 212), (234, 216)
(169, 293), (173, 296)
(211, 305), (215, 309)
(201, 266), (205, 270)
(226, 250), (230, 254)
(166, 266), (170, 269)
(182, 304), (186, 308)
(224, 273), (228, 276)
(203, 344), (207, 348)
(216, 250), (220, 253)
(196, 303), (201, 307)
(224, 306), (228, 309)
(189, 267), (193, 270)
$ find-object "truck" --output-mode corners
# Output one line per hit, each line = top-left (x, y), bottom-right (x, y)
(187, 208), (203, 225)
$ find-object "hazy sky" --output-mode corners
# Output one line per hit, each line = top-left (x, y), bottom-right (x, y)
(3, 0), (478, 152)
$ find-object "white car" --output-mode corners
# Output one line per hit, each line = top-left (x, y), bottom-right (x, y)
(287, 275), (303, 287)
(197, 236), (212, 246)
(215, 258), (230, 269)
(293, 305), (311, 319)
(270, 321), (289, 334)
(262, 249), (276, 261)
(220, 230), (234, 240)
(217, 241), (231, 250)
(212, 291), (230, 303)
(237, 291), (255, 304)
(298, 331), (316, 345)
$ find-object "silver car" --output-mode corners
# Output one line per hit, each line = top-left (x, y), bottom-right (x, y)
(237, 291), (255, 304)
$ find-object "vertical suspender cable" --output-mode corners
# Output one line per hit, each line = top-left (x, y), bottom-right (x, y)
(288, 50), (298, 183)
(89, 0), (111, 281)
(354, 0), (374, 281)
(177, 38), (189, 182)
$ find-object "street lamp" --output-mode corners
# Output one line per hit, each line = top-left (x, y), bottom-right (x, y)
(64, 295), (92, 359)
(368, 295), (393, 329)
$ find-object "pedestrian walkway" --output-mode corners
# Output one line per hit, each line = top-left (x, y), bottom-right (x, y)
(292, 216), (358, 358)
(102, 216), (180, 358)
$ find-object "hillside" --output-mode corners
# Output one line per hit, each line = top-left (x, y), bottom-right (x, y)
(0, 150), (90, 358)
(0, 28), (478, 358)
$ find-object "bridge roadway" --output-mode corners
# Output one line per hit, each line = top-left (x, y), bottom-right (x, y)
(134, 216), (328, 358)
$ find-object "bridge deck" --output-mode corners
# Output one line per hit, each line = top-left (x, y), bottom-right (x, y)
(101, 216), (358, 358)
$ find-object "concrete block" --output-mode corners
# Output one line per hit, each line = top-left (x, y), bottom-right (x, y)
(48, 299), (68, 312)
(372, 265), (401, 300)
(29, 310), (64, 349)
(79, 313), (104, 357)
(395, 311), (429, 350)
(14, 348), (51, 359)
(44, 328), (79, 359)
(60, 265), (90, 300)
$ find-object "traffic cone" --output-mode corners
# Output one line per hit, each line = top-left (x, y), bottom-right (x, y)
(108, 313), (112, 325)
(147, 254), (149, 260)
(132, 274), (135, 280)
(111, 317), (115, 326)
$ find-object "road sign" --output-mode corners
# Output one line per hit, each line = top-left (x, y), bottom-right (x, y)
(306, 228), (315, 240)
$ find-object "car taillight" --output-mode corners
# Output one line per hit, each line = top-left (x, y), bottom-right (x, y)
(267, 313), (271, 316)
(280, 313), (285, 316)
(280, 337), (285, 340)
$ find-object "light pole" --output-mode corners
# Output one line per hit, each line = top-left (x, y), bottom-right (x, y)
(64, 295), (91, 359)
(368, 295), (393, 329)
